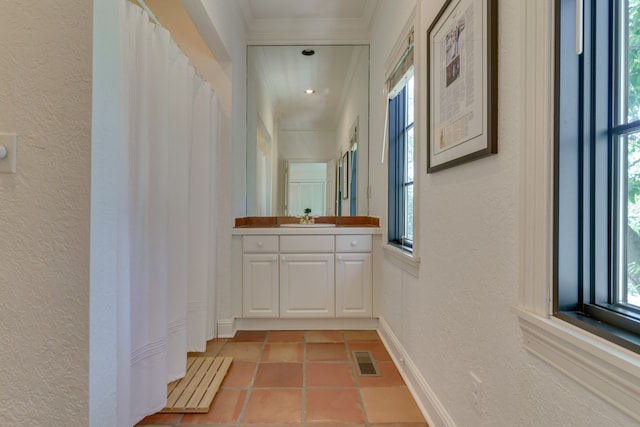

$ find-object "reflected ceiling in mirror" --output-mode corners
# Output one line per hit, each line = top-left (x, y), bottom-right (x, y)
(246, 45), (370, 217)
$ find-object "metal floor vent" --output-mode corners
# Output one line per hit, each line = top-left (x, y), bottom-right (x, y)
(353, 351), (379, 376)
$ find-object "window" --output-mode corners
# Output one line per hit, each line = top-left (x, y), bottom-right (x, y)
(555, 0), (640, 352)
(388, 72), (415, 250)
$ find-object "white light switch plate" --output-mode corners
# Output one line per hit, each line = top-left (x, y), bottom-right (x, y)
(0, 133), (17, 174)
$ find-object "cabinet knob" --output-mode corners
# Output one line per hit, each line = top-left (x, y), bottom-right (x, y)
(281, 256), (286, 262)
(337, 256), (343, 262)
(257, 241), (263, 248)
(350, 241), (357, 247)
(272, 256), (277, 261)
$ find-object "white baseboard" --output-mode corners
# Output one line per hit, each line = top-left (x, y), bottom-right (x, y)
(234, 317), (378, 331)
(217, 318), (236, 338)
(377, 316), (457, 427)
(217, 317), (378, 338)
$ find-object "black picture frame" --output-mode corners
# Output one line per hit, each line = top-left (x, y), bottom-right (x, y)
(426, 0), (498, 173)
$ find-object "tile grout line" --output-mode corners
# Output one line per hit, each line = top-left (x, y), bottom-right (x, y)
(346, 335), (373, 427)
(302, 332), (308, 427)
(142, 330), (426, 427)
(234, 333), (268, 427)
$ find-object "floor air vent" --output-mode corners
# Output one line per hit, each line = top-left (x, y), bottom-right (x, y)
(353, 351), (379, 376)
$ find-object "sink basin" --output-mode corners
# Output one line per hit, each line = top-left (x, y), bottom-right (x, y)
(279, 223), (336, 228)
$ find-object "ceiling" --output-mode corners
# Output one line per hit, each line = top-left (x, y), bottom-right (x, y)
(249, 45), (367, 130)
(237, 0), (379, 43)
(240, 0), (377, 131)
(241, 0), (376, 21)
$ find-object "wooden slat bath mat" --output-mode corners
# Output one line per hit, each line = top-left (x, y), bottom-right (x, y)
(161, 356), (233, 413)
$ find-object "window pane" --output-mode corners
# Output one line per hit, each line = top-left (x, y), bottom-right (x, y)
(404, 183), (414, 242)
(407, 76), (415, 125)
(388, 72), (414, 248)
(407, 127), (414, 182)
(624, 0), (640, 123)
(626, 132), (640, 307)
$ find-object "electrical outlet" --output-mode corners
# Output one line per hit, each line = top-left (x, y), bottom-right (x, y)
(470, 371), (483, 415)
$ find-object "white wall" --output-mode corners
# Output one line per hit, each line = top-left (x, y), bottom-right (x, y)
(246, 52), (276, 215)
(279, 130), (337, 160)
(370, 1), (638, 426)
(0, 0), (91, 425)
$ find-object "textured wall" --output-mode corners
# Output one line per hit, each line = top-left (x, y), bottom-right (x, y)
(0, 0), (91, 425)
(370, 0), (638, 426)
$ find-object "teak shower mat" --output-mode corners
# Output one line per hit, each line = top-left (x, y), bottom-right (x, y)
(160, 356), (233, 413)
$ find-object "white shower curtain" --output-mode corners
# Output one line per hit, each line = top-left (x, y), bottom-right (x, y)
(117, 2), (219, 425)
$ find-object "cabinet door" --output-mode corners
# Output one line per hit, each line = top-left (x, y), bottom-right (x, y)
(335, 253), (372, 317)
(243, 254), (279, 317)
(280, 253), (335, 317)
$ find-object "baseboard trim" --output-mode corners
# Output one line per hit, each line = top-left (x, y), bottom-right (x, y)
(234, 317), (378, 331)
(217, 318), (236, 338)
(377, 316), (458, 427)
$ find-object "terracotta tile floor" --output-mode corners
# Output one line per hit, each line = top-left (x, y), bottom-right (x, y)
(136, 330), (429, 427)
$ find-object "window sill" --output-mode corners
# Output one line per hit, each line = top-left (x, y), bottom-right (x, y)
(383, 243), (420, 277)
(515, 306), (640, 422)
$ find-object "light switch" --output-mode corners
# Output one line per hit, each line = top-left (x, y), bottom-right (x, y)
(0, 133), (17, 174)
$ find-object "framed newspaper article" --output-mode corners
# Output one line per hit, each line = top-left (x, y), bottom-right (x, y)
(426, 0), (497, 173)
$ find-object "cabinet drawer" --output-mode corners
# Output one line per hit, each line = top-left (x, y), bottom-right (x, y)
(336, 235), (372, 253)
(243, 235), (279, 253)
(280, 235), (334, 253)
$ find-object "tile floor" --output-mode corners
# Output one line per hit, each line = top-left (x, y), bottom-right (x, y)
(136, 330), (429, 427)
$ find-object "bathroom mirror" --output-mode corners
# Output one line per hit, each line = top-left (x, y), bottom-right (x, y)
(246, 44), (370, 216)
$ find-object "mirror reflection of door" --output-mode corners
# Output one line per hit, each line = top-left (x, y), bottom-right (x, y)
(286, 161), (333, 216)
(256, 123), (272, 215)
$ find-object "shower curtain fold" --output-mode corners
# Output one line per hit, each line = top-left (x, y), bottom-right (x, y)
(187, 77), (213, 353)
(166, 51), (195, 384)
(117, 2), (220, 424)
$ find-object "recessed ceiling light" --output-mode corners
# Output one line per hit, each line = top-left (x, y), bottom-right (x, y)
(305, 89), (316, 94)
(301, 49), (315, 56)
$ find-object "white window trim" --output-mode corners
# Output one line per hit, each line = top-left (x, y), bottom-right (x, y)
(383, 243), (420, 277)
(518, 1), (640, 422)
(384, 8), (420, 273)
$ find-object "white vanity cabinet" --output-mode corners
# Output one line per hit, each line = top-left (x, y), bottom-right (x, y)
(280, 235), (335, 317)
(335, 235), (372, 317)
(242, 236), (279, 317)
(234, 227), (379, 324)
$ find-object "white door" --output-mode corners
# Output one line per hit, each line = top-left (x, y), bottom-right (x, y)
(286, 162), (327, 216)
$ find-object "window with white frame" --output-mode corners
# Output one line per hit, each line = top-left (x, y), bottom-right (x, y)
(555, 0), (640, 352)
(387, 39), (415, 251)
